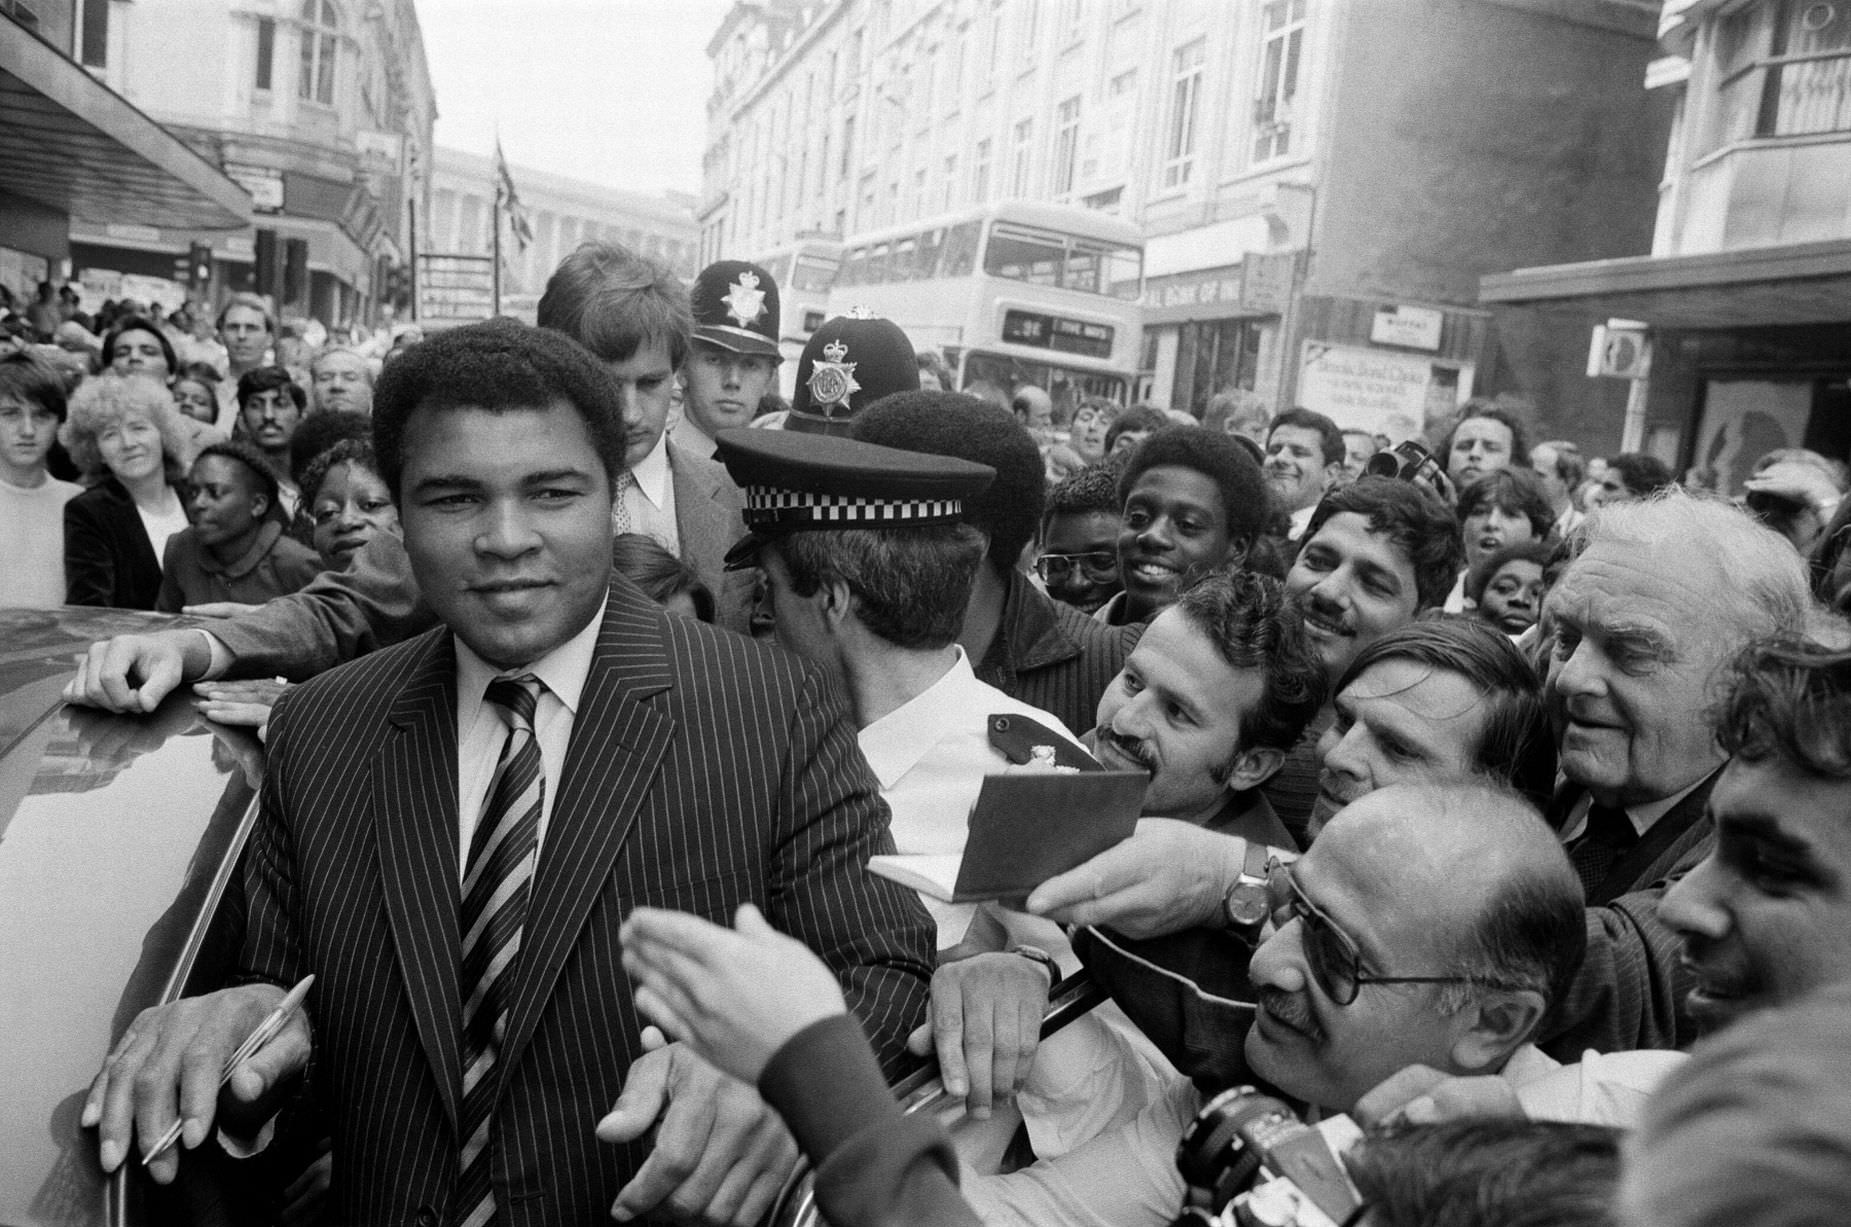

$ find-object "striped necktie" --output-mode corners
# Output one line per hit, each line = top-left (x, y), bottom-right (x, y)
(456, 674), (545, 1227)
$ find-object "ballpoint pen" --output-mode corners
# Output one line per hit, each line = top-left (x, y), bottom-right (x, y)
(142, 973), (315, 1163)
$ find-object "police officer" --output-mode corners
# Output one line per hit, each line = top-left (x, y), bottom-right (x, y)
(672, 260), (783, 456)
(785, 308), (921, 437)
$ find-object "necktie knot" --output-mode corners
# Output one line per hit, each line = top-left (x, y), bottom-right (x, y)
(485, 674), (541, 733)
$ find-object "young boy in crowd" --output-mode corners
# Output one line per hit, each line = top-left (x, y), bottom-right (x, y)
(156, 440), (320, 611)
(0, 350), (82, 608)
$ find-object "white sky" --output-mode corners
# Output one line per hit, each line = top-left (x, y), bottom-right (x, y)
(416, 0), (733, 197)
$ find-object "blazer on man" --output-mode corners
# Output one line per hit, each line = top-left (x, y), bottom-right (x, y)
(663, 438), (753, 631)
(245, 579), (934, 1226)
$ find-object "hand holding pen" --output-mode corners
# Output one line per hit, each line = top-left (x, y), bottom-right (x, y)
(83, 975), (316, 1185)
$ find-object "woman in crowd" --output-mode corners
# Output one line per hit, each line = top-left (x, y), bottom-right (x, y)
(60, 374), (195, 608)
(1467, 539), (1553, 638)
(298, 438), (401, 571)
(101, 316), (178, 383)
(170, 363), (222, 425)
(156, 440), (319, 612)
(1447, 468), (1552, 612)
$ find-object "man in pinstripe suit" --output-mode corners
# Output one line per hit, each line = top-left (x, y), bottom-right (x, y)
(85, 321), (934, 1226)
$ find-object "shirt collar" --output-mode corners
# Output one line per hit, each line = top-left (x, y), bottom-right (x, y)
(1625, 774), (1708, 837)
(454, 597), (604, 721)
(857, 646), (972, 788)
(198, 519), (284, 580)
(629, 433), (672, 508)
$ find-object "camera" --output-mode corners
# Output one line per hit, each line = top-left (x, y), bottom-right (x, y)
(1363, 439), (1441, 484)
(1169, 1087), (1362, 1227)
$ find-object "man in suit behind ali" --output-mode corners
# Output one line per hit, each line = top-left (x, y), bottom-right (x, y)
(83, 321), (935, 1226)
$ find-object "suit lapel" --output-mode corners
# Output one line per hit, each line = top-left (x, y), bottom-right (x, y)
(667, 440), (725, 585)
(372, 629), (466, 1131)
(497, 583), (675, 1079)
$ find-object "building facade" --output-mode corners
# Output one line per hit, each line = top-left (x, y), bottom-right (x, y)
(425, 146), (698, 321)
(702, 0), (1667, 439)
(2, 3), (250, 308)
(1485, 0), (1851, 481)
(55, 0), (435, 328)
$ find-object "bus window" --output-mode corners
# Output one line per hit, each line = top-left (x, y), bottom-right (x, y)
(841, 245), (869, 286)
(864, 241), (887, 284)
(962, 351), (1128, 416)
(1065, 245), (1103, 295)
(941, 220), (983, 277)
(985, 224), (1065, 287)
(892, 236), (918, 281)
(793, 252), (839, 292)
(916, 226), (947, 279)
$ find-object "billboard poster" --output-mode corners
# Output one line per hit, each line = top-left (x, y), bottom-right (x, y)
(1297, 341), (1474, 442)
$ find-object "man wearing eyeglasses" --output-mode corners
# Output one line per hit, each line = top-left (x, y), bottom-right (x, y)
(964, 780), (1617, 1227)
(1036, 465), (1124, 617)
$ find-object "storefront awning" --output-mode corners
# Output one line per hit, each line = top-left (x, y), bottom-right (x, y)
(0, 28), (250, 231)
(1480, 239), (1851, 330)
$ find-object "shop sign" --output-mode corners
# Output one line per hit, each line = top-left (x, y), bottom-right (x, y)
(1369, 304), (1444, 351)
(104, 224), (162, 244)
(224, 162), (284, 213)
(1240, 251), (1297, 315)
(1143, 265), (1246, 316)
(1298, 341), (1473, 441)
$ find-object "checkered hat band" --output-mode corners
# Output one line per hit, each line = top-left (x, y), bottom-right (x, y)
(744, 489), (963, 526)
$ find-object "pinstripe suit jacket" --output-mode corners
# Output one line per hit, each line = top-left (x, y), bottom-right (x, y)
(245, 578), (935, 1226)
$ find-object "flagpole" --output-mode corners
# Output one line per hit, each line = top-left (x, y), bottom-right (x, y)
(491, 159), (503, 318)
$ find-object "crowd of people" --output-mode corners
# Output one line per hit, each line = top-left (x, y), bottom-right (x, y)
(18, 241), (1851, 1227)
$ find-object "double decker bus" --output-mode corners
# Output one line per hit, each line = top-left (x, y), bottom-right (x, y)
(825, 201), (1144, 415)
(751, 238), (844, 399)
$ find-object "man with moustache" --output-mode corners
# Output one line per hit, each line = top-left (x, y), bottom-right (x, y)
(963, 781), (1588, 1227)
(1031, 477), (1460, 923)
(1094, 425), (1270, 628)
(670, 260), (782, 457)
(1262, 408), (1345, 540)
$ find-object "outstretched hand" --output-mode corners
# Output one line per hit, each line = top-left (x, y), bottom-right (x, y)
(1025, 818), (1250, 938)
(64, 630), (209, 713)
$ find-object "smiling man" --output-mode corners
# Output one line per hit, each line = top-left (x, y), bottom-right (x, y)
(82, 320), (933, 1226)
(1262, 408), (1345, 539)
(1098, 425), (1270, 627)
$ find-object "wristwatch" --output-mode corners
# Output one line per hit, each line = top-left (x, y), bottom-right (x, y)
(1220, 841), (1276, 940)
(1008, 943), (1063, 993)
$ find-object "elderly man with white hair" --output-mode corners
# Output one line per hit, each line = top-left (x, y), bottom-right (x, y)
(1536, 489), (1811, 1056)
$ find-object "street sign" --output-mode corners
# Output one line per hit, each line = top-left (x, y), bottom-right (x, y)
(417, 253), (495, 325)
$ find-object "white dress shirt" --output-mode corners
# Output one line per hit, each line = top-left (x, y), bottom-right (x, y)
(453, 609), (602, 874)
(619, 434), (680, 554)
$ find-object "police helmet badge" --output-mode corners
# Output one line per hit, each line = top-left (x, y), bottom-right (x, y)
(805, 338), (860, 419)
(723, 271), (767, 328)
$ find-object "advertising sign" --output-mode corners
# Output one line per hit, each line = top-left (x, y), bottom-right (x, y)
(1297, 342), (1474, 442)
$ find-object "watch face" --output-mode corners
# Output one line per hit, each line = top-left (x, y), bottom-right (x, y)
(1225, 883), (1271, 927)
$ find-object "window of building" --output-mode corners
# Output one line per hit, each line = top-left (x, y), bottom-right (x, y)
(841, 115), (856, 178)
(1253, 0), (1305, 163)
(78, 0), (109, 67)
(1160, 38), (1205, 189)
(298, 0), (339, 106)
(942, 154), (959, 210)
(255, 17), (276, 89)
(1053, 95), (1082, 194)
(1715, 0), (1851, 143)
(972, 137), (993, 201)
(1011, 117), (1035, 196)
(1173, 319), (1262, 418)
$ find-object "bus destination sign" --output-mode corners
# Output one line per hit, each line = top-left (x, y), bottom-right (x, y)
(1002, 309), (1115, 359)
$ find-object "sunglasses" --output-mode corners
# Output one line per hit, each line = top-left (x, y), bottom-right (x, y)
(1278, 868), (1525, 1007)
(1034, 550), (1119, 583)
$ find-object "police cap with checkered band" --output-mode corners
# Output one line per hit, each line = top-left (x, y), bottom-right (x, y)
(715, 428), (995, 570)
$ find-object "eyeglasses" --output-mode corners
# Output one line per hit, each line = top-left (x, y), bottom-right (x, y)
(1277, 868), (1526, 1007)
(1034, 551), (1119, 583)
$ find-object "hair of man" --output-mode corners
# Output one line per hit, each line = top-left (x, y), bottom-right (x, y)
(1345, 1118), (1621, 1227)
(1117, 424), (1272, 545)
(0, 349), (70, 421)
(1043, 462), (1122, 529)
(236, 365), (306, 413)
(59, 373), (191, 479)
(536, 241), (693, 369)
(771, 522), (987, 650)
(214, 291), (277, 335)
(1102, 405), (1169, 455)
(1304, 476), (1464, 611)
(611, 531), (715, 624)
(1456, 468), (1555, 541)
(1439, 397), (1533, 466)
(101, 317), (178, 375)
(1269, 405), (1346, 466)
(1604, 452), (1675, 498)
(1416, 779), (1586, 1015)
(1172, 569), (1328, 754)
(853, 390), (1044, 571)
(289, 408), (372, 478)
(195, 438), (283, 508)
(1624, 981), (1851, 1227)
(370, 319), (628, 498)
(310, 345), (375, 383)
(1336, 617), (1556, 809)
(1712, 633), (1851, 779)
(1537, 438), (1586, 490)
(1582, 491), (1810, 647)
